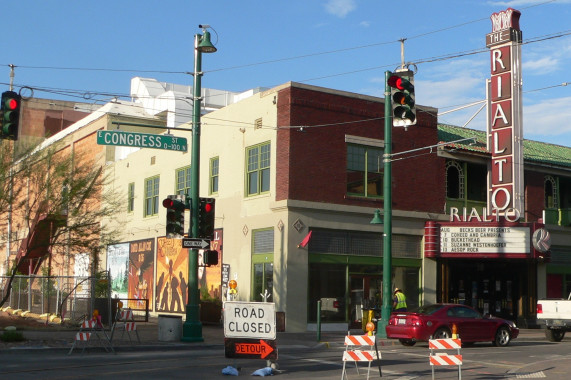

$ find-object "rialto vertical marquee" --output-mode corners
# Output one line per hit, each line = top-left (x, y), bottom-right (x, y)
(486, 8), (524, 217)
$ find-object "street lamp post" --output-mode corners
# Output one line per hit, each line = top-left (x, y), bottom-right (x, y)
(371, 71), (393, 338)
(182, 27), (217, 342)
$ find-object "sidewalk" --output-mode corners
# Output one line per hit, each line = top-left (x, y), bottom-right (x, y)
(2, 319), (547, 352)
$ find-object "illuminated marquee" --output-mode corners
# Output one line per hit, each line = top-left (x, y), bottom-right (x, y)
(486, 8), (524, 216)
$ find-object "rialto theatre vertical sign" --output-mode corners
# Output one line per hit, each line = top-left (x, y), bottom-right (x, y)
(486, 8), (524, 217)
(424, 8), (551, 264)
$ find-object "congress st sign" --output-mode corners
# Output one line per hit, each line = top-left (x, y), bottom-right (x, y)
(96, 130), (188, 152)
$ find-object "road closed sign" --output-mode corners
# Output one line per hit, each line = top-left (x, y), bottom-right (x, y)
(223, 301), (276, 340)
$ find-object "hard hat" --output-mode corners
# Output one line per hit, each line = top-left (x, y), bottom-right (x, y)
(394, 288), (400, 293)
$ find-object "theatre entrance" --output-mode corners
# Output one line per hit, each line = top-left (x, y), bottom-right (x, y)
(437, 259), (537, 324)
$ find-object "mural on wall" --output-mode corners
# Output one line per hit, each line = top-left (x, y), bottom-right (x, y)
(128, 239), (154, 311)
(156, 237), (188, 313)
(201, 229), (223, 300)
(107, 243), (129, 299)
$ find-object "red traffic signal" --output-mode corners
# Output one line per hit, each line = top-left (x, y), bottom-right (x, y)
(387, 70), (416, 127)
(1, 91), (21, 140)
(162, 197), (185, 210)
(198, 197), (215, 240)
(163, 195), (186, 238)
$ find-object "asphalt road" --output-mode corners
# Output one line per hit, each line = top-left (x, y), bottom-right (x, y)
(1, 332), (571, 379)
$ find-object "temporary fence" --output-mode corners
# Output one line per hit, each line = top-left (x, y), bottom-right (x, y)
(0, 271), (114, 325)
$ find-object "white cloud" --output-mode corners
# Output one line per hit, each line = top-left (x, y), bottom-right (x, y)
(524, 56), (559, 74)
(524, 36), (571, 76)
(524, 96), (571, 137)
(324, 0), (356, 18)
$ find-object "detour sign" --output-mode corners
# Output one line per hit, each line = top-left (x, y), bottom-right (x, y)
(223, 301), (276, 340)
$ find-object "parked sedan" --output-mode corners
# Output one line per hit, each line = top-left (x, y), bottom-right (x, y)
(386, 303), (519, 347)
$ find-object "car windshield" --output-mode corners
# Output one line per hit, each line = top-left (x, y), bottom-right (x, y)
(410, 304), (446, 315)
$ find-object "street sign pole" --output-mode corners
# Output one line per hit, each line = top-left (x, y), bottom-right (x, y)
(378, 71), (393, 339)
(183, 32), (205, 342)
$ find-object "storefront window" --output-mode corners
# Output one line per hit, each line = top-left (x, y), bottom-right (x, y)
(308, 263), (347, 322)
(308, 262), (420, 324)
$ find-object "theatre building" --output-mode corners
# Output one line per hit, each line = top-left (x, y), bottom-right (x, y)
(422, 124), (570, 327)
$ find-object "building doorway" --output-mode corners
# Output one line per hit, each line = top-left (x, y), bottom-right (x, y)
(349, 274), (382, 329)
(439, 259), (535, 323)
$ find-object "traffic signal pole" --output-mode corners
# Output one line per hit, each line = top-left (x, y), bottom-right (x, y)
(182, 33), (205, 342)
(377, 71), (393, 339)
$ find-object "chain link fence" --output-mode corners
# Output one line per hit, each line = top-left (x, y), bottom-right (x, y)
(0, 271), (112, 325)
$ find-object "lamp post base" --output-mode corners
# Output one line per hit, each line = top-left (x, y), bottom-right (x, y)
(376, 318), (388, 338)
(181, 304), (204, 342)
(181, 320), (204, 342)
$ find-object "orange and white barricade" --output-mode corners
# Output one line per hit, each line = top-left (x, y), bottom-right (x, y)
(429, 338), (462, 380)
(68, 318), (115, 355)
(341, 334), (381, 380)
(110, 308), (140, 344)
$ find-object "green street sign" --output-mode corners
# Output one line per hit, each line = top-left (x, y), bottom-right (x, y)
(96, 130), (188, 152)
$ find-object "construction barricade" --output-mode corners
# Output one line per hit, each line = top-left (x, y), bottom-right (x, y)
(429, 338), (462, 380)
(68, 318), (115, 355)
(341, 334), (381, 380)
(110, 307), (140, 345)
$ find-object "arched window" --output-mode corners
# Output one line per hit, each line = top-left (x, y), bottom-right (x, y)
(545, 175), (558, 208)
(446, 161), (464, 199)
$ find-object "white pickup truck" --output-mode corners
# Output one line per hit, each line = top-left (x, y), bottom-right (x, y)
(536, 293), (571, 342)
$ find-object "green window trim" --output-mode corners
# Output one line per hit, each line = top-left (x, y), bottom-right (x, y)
(127, 182), (135, 213)
(175, 166), (191, 197)
(210, 157), (219, 195)
(246, 141), (271, 197)
(346, 143), (383, 198)
(252, 228), (274, 302)
(144, 176), (160, 217)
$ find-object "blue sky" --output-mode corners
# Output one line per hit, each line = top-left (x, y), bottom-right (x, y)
(3, 0), (571, 147)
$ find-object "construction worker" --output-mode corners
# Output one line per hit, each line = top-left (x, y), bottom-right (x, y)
(393, 288), (407, 312)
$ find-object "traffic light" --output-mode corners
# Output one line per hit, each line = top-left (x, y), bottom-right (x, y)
(198, 197), (215, 240)
(163, 195), (186, 238)
(387, 70), (416, 127)
(203, 250), (219, 266)
(1, 91), (21, 140)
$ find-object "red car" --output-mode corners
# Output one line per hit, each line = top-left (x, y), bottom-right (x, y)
(386, 303), (519, 347)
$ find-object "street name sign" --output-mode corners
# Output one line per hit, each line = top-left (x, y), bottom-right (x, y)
(224, 338), (277, 360)
(96, 130), (188, 152)
(182, 238), (210, 249)
(223, 301), (276, 340)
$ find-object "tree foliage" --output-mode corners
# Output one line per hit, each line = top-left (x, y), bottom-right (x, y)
(0, 139), (123, 307)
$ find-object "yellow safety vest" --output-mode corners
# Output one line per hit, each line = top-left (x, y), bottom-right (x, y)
(395, 292), (407, 310)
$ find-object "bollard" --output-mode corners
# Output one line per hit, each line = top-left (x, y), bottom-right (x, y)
(317, 300), (322, 342)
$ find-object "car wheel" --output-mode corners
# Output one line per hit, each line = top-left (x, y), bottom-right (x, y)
(433, 327), (451, 339)
(399, 339), (416, 346)
(545, 328), (565, 342)
(493, 326), (511, 347)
